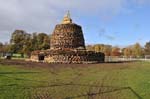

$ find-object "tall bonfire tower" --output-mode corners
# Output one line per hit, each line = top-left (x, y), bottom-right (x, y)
(30, 12), (104, 63)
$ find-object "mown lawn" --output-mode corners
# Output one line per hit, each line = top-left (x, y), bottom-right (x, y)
(0, 61), (150, 99)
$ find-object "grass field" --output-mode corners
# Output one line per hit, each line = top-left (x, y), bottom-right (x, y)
(0, 60), (150, 99)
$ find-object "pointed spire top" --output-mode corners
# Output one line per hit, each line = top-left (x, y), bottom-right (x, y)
(66, 10), (70, 18)
(62, 10), (72, 24)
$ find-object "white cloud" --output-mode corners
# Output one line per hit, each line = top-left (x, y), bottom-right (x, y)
(0, 0), (149, 43)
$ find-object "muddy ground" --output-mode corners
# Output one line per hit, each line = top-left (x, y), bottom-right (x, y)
(0, 59), (131, 68)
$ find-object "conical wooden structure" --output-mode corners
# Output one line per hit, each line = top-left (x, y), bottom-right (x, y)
(30, 12), (104, 63)
(50, 12), (85, 50)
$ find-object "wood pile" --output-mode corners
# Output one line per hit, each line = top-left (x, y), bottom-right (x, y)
(30, 16), (105, 64)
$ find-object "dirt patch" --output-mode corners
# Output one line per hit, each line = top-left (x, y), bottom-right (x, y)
(0, 59), (132, 69)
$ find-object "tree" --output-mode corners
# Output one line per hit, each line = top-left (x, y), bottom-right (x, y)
(103, 45), (112, 56)
(30, 33), (38, 51)
(0, 42), (3, 52)
(93, 44), (101, 52)
(36, 33), (50, 50)
(86, 44), (112, 56)
(3, 43), (11, 52)
(144, 41), (150, 55)
(111, 47), (121, 56)
(10, 30), (31, 57)
(132, 43), (143, 57)
(29, 32), (50, 51)
(86, 45), (94, 51)
(123, 47), (132, 57)
(0, 42), (3, 57)
(9, 30), (50, 57)
(22, 33), (32, 56)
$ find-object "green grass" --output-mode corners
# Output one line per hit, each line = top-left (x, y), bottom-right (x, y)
(0, 61), (150, 99)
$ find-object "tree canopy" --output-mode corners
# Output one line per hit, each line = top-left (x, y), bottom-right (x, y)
(144, 41), (150, 55)
(9, 30), (50, 57)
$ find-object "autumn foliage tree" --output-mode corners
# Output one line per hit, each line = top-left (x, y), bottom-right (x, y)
(86, 44), (112, 56)
(144, 41), (150, 55)
(122, 43), (143, 58)
(111, 47), (121, 56)
(123, 47), (132, 57)
(132, 43), (143, 57)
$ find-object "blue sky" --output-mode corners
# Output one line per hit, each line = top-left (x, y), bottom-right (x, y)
(0, 0), (150, 47)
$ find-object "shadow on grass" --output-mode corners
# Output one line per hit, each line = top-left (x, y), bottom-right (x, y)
(69, 86), (142, 99)
(0, 83), (143, 99)
(27, 83), (143, 99)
